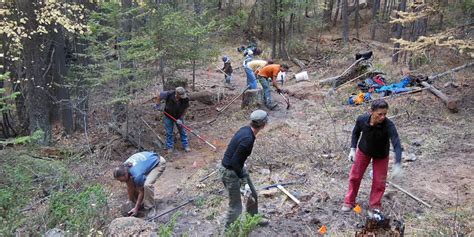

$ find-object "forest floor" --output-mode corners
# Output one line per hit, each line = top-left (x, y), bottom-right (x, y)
(3, 34), (472, 236)
(95, 36), (474, 236)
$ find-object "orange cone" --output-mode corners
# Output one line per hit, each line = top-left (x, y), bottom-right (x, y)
(318, 225), (327, 235)
(353, 204), (362, 214)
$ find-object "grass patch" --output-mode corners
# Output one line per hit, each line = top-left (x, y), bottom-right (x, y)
(158, 212), (181, 237)
(0, 148), (109, 235)
(225, 213), (263, 237)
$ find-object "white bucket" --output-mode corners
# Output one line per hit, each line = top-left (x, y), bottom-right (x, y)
(295, 71), (309, 81)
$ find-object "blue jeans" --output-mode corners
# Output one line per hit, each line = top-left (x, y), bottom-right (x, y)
(164, 116), (189, 150)
(225, 74), (232, 84)
(257, 76), (272, 106)
(244, 65), (257, 89)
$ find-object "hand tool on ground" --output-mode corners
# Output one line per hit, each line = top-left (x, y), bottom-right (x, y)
(277, 185), (300, 205)
(199, 170), (217, 182)
(146, 198), (194, 222)
(387, 180), (432, 208)
(163, 111), (217, 151)
(140, 117), (164, 146)
(278, 92), (290, 109)
(256, 180), (303, 191)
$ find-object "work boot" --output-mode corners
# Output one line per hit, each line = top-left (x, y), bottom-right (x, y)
(341, 205), (352, 212)
(266, 103), (278, 110)
(184, 146), (191, 152)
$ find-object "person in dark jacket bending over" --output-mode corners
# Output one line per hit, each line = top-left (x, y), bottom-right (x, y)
(219, 110), (268, 229)
(342, 99), (403, 212)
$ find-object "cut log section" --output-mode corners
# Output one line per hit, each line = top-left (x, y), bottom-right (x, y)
(188, 91), (224, 105)
(420, 81), (459, 113)
(241, 89), (263, 108)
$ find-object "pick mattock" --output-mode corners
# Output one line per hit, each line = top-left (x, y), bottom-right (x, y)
(217, 86), (250, 113)
(208, 86), (250, 124)
(163, 111), (217, 151)
(278, 92), (290, 109)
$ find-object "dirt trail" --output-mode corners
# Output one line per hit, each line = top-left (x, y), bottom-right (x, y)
(104, 45), (474, 236)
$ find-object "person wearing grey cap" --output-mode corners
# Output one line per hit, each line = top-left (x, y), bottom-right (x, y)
(156, 87), (190, 153)
(219, 110), (269, 229)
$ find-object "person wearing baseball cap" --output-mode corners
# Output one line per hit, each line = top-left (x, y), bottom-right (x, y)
(219, 110), (269, 229)
(156, 86), (190, 154)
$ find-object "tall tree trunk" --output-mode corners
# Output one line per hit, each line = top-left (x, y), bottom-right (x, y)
(271, 0), (277, 59)
(392, 0), (407, 63)
(333, 0), (341, 26)
(355, 0), (360, 38)
(16, 0), (52, 144)
(370, 0), (381, 40)
(53, 29), (73, 135)
(382, 0), (388, 19)
(342, 0), (349, 46)
(113, 0), (133, 122)
(323, 0), (335, 23)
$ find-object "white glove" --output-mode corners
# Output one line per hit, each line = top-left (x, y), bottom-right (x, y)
(391, 163), (403, 179)
(176, 119), (183, 125)
(348, 148), (356, 162)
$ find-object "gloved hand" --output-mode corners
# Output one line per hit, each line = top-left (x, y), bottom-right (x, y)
(176, 119), (183, 126)
(348, 148), (356, 162)
(153, 103), (163, 111)
(391, 163), (403, 179)
(276, 88), (282, 94)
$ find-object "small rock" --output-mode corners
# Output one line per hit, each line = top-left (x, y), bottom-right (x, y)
(310, 217), (321, 226)
(411, 140), (422, 147)
(260, 168), (271, 175)
(319, 191), (330, 202)
(404, 153), (417, 161)
(44, 228), (65, 237)
(260, 189), (279, 198)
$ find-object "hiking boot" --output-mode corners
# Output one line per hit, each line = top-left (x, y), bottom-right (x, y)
(266, 103), (278, 110)
(341, 205), (352, 212)
(184, 146), (191, 152)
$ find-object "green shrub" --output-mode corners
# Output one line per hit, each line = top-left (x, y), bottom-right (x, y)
(48, 185), (108, 234)
(158, 212), (181, 237)
(225, 213), (262, 237)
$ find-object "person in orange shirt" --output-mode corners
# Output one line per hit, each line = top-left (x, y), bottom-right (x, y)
(256, 64), (289, 110)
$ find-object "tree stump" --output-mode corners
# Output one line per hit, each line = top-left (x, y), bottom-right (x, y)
(241, 89), (263, 108)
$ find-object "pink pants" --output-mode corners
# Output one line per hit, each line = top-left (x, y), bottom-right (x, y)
(344, 149), (389, 209)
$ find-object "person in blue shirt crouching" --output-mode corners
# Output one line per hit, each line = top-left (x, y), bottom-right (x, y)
(114, 151), (166, 217)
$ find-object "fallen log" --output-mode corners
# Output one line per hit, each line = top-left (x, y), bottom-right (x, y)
(428, 61), (474, 81)
(420, 81), (459, 113)
(291, 57), (306, 70)
(319, 58), (370, 86)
